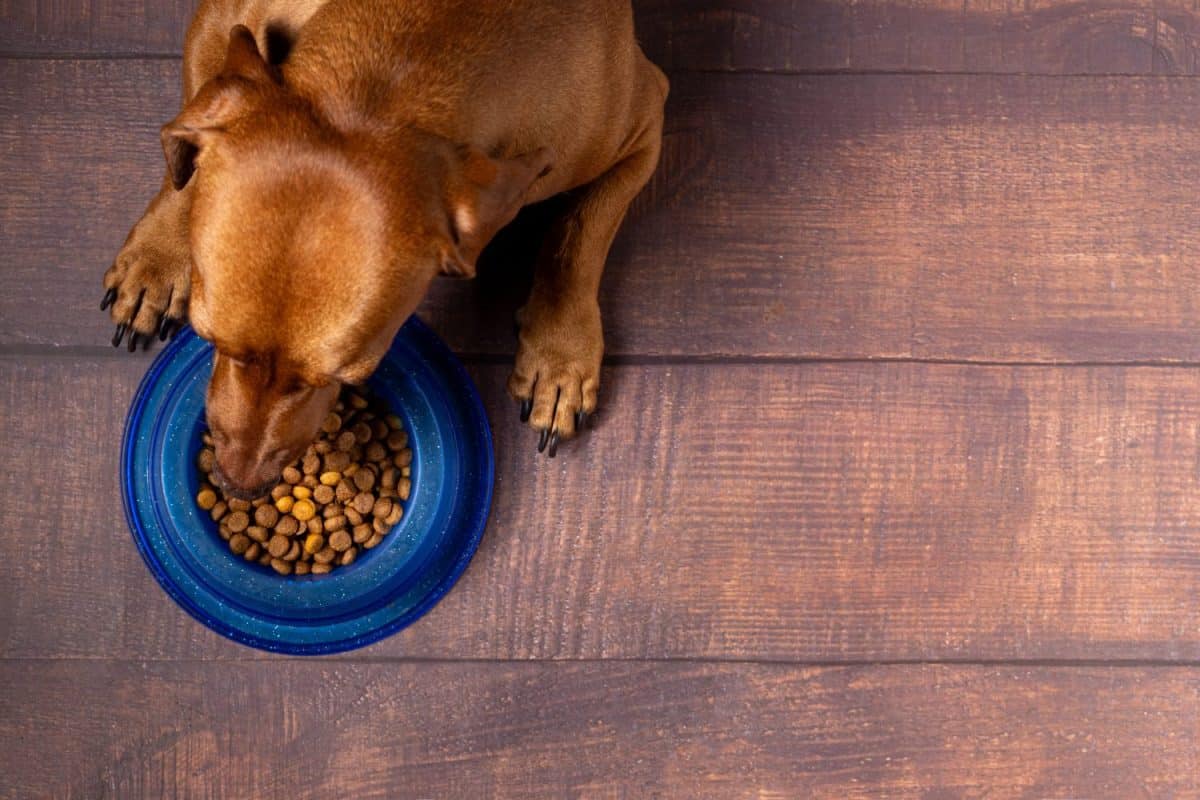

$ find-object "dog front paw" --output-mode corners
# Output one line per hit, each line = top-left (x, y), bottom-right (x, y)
(101, 213), (191, 351)
(507, 303), (603, 457)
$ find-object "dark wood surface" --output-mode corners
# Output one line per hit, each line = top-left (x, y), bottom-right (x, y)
(4, 0), (1200, 797)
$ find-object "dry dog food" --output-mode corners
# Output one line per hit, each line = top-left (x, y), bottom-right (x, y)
(195, 389), (412, 577)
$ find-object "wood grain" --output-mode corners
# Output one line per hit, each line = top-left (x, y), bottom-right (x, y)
(1, 660), (1195, 799)
(9, 62), (1200, 361)
(3, 0), (1199, 76)
(6, 354), (1200, 662)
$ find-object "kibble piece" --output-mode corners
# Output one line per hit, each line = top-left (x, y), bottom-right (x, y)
(386, 430), (408, 451)
(340, 547), (357, 566)
(292, 499), (316, 522)
(344, 507), (363, 526)
(284, 540), (301, 562)
(343, 462), (359, 478)
(352, 492), (375, 515)
(275, 515), (300, 536)
(372, 516), (391, 535)
(321, 412), (342, 434)
(314, 546), (337, 565)
(244, 542), (261, 561)
(364, 532), (384, 549)
(319, 470), (341, 486)
(295, 561), (311, 576)
(311, 562), (332, 575)
(228, 497), (252, 513)
(381, 467), (397, 490)
(397, 478), (411, 501)
(325, 514), (347, 532)
(292, 485), (312, 500)
(251, 496), (268, 507)
(401, 466), (410, 478)
(282, 466), (302, 484)
(353, 469), (376, 492)
(385, 504), (403, 525)
(393, 449), (412, 467)
(348, 392), (368, 410)
(314, 440), (333, 454)
(365, 441), (387, 462)
(202, 432), (214, 446)
(210, 500), (228, 522)
(301, 452), (321, 475)
(268, 534), (291, 559)
(335, 431), (356, 452)
(385, 414), (403, 430)
(329, 529), (353, 552)
(196, 488), (217, 511)
(371, 419), (389, 440)
(304, 532), (325, 555)
(218, 522), (232, 541)
(274, 495), (294, 514)
(324, 451), (351, 472)
(254, 504), (279, 528)
(352, 523), (372, 544)
(197, 448), (215, 472)
(246, 525), (269, 544)
(352, 422), (373, 444)
(270, 558), (293, 575)
(301, 475), (318, 489)
(335, 480), (356, 503)
(322, 502), (344, 519)
(313, 484), (335, 505)
(225, 510), (250, 533)
(229, 533), (251, 555)
(306, 517), (323, 535)
(271, 483), (292, 501)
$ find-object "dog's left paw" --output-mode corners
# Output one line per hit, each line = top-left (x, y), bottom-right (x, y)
(507, 303), (602, 457)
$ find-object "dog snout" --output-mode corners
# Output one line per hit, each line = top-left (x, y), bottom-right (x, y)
(209, 455), (279, 500)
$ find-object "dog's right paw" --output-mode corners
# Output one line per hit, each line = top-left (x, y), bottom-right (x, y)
(101, 238), (190, 352)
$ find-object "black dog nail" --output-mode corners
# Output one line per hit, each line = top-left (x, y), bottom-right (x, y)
(537, 427), (550, 453)
(575, 410), (586, 431)
(112, 324), (127, 347)
(520, 399), (532, 422)
(100, 288), (117, 310)
(547, 432), (559, 458)
(127, 331), (139, 352)
(158, 316), (171, 341)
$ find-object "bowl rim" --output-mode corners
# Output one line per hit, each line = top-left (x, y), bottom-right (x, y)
(120, 315), (494, 655)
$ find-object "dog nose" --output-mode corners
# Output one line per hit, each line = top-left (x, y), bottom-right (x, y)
(210, 458), (279, 501)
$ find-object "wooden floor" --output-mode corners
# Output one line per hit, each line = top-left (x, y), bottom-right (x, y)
(4, 0), (1200, 796)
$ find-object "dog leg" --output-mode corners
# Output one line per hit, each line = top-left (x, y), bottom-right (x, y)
(101, 178), (193, 349)
(508, 118), (664, 457)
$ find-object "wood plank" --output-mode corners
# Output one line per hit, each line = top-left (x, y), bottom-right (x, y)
(1, 660), (1195, 798)
(6, 354), (1200, 661)
(2, 0), (1198, 76)
(9, 62), (1200, 361)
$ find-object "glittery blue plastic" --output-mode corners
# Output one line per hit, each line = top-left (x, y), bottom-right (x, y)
(120, 316), (493, 654)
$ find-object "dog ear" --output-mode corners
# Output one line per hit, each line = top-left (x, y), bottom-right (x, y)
(161, 25), (278, 190)
(440, 146), (553, 278)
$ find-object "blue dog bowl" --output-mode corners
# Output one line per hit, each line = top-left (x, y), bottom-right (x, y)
(121, 316), (493, 654)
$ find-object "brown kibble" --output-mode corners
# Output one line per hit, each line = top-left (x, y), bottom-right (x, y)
(381, 467), (397, 490)
(353, 469), (375, 492)
(321, 412), (342, 434)
(270, 558), (293, 576)
(225, 510), (250, 533)
(323, 502), (344, 519)
(352, 492), (375, 515)
(348, 392), (368, 410)
(371, 419), (389, 440)
(372, 497), (393, 519)
(251, 496), (268, 507)
(302, 452), (321, 475)
(352, 422), (372, 444)
(324, 451), (351, 472)
(268, 534), (291, 559)
(386, 430), (408, 451)
(275, 515), (300, 536)
(197, 448), (216, 472)
(373, 515), (391, 535)
(284, 540), (301, 562)
(364, 532), (384, 549)
(258, 551), (273, 566)
(335, 480), (356, 503)
(335, 431), (356, 452)
(202, 431), (215, 447)
(243, 542), (261, 561)
(254, 504), (279, 528)
(325, 514), (347, 532)
(397, 478), (411, 501)
(314, 547), (337, 565)
(271, 483), (292, 501)
(282, 465), (302, 484)
(218, 522), (232, 541)
(210, 500), (228, 522)
(385, 504), (403, 525)
(246, 525), (269, 544)
(311, 562), (332, 575)
(393, 449), (412, 467)
(306, 517), (323, 535)
(385, 414), (402, 430)
(314, 440), (333, 454)
(344, 507), (363, 526)
(343, 462), (359, 478)
(401, 466), (410, 477)
(352, 523), (372, 544)
(295, 561), (311, 576)
(302, 474), (318, 489)
(340, 547), (357, 566)
(196, 488), (217, 510)
(329, 529), (353, 552)
(313, 484), (335, 504)
(227, 497), (251, 513)
(365, 441), (387, 462)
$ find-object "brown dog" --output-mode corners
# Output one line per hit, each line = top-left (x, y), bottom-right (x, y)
(100, 0), (667, 496)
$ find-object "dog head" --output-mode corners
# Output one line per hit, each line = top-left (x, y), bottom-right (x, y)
(168, 26), (549, 497)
